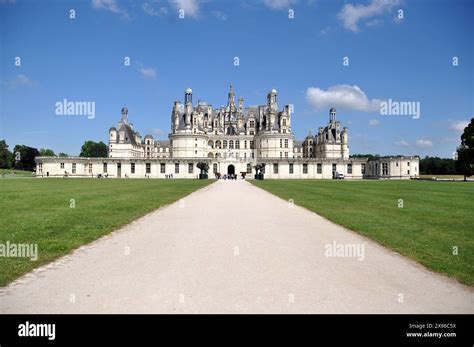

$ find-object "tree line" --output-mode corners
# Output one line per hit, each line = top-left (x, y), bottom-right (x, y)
(0, 140), (107, 171)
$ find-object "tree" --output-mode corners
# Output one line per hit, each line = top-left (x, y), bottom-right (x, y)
(419, 156), (456, 175)
(197, 162), (209, 179)
(0, 139), (13, 169)
(58, 152), (69, 157)
(350, 154), (379, 159)
(456, 118), (474, 181)
(80, 141), (108, 158)
(39, 148), (56, 156)
(197, 162), (209, 173)
(12, 145), (40, 171)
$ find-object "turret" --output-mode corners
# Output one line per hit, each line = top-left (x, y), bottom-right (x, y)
(329, 108), (336, 123)
(109, 127), (117, 144)
(185, 88), (192, 105)
(121, 106), (128, 124)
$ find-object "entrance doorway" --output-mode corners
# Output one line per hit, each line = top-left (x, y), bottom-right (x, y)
(227, 165), (235, 175)
(117, 163), (121, 178)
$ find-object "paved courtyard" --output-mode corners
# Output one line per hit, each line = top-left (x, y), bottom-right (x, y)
(0, 180), (472, 313)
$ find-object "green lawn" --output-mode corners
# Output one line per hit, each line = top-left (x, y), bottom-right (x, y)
(251, 179), (474, 286)
(0, 178), (212, 286)
(0, 168), (34, 177)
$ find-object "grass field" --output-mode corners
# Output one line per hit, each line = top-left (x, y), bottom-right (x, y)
(251, 179), (474, 286)
(419, 174), (466, 179)
(0, 178), (212, 286)
(0, 169), (34, 177)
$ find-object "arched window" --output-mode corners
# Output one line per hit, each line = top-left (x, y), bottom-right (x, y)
(223, 140), (228, 149)
(215, 140), (221, 149)
(235, 140), (240, 149)
(229, 140), (234, 149)
(208, 152), (213, 158)
(208, 140), (214, 148)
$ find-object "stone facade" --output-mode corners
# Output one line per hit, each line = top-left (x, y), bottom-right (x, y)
(35, 85), (419, 179)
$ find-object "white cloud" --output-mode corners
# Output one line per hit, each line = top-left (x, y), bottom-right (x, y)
(139, 66), (157, 79)
(149, 128), (165, 136)
(365, 18), (382, 27)
(369, 118), (380, 126)
(338, 0), (400, 32)
(394, 139), (410, 147)
(5, 74), (38, 88)
(142, 3), (168, 16)
(448, 120), (469, 133)
(262, 0), (297, 10)
(305, 85), (382, 112)
(91, 0), (130, 19)
(416, 139), (433, 148)
(211, 10), (228, 21)
(318, 26), (330, 36)
(169, 0), (200, 18)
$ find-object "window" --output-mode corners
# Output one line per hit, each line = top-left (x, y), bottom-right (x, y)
(235, 140), (240, 149)
(289, 163), (294, 174)
(213, 163), (218, 173)
(188, 163), (194, 174)
(250, 141), (254, 149)
(223, 140), (227, 149)
(88, 163), (92, 174)
(347, 164), (353, 174)
(249, 130), (254, 135)
(407, 162), (410, 166)
(407, 170), (410, 175)
(280, 152), (282, 158)
(175, 163), (179, 174)
(146, 163), (151, 174)
(280, 139), (283, 148)
(317, 163), (322, 174)
(38, 163), (42, 173)
(160, 163), (165, 173)
(60, 163), (64, 169)
(229, 140), (234, 149)
(131, 163), (135, 174)
(273, 163), (278, 174)
(285, 139), (288, 148)
(244, 141), (247, 149)
(247, 163), (252, 174)
(282, 119), (287, 126)
(285, 152), (288, 158)
(361, 164), (366, 175)
(72, 163), (76, 174)
(303, 163), (308, 174)
(332, 164), (336, 173)
(382, 163), (388, 176)
(103, 163), (107, 173)
(249, 120), (255, 128)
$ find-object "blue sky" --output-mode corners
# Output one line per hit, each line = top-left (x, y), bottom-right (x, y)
(0, 0), (472, 157)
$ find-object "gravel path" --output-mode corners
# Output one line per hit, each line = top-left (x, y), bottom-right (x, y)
(0, 179), (472, 313)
